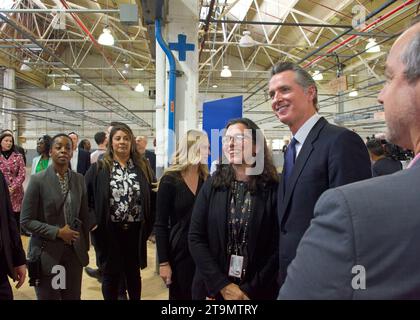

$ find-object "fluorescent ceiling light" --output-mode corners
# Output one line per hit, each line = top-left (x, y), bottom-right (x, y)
(365, 38), (380, 53)
(349, 90), (358, 97)
(98, 27), (114, 46)
(312, 70), (323, 81)
(135, 83), (144, 92)
(220, 66), (232, 78)
(61, 83), (71, 91)
(20, 59), (32, 71)
(239, 31), (256, 47)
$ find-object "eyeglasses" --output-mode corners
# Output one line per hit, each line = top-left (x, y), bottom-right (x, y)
(222, 134), (249, 144)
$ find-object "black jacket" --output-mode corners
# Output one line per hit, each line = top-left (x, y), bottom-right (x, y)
(85, 161), (154, 270)
(189, 177), (279, 300)
(77, 149), (91, 176)
(0, 171), (26, 280)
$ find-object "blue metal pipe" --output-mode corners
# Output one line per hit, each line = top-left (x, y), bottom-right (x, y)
(155, 19), (176, 163)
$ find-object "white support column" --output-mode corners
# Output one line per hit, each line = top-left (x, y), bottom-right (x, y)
(2, 69), (16, 135)
(167, 0), (199, 138)
(155, 36), (167, 176)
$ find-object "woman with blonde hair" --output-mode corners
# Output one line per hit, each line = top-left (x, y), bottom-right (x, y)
(85, 123), (154, 300)
(155, 129), (209, 300)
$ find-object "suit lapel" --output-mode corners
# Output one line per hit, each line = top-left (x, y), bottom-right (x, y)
(45, 166), (65, 215)
(68, 170), (82, 221)
(247, 191), (264, 263)
(279, 117), (327, 226)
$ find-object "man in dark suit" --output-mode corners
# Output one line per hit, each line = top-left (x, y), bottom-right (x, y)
(366, 138), (402, 176)
(268, 62), (372, 287)
(0, 171), (26, 300)
(68, 132), (91, 175)
(279, 20), (420, 299)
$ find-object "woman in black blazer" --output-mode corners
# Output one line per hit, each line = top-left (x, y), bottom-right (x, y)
(85, 123), (154, 300)
(189, 118), (279, 300)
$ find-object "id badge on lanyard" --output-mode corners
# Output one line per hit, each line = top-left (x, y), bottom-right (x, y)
(228, 254), (244, 279)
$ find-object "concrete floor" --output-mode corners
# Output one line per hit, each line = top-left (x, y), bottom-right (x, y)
(11, 237), (168, 300)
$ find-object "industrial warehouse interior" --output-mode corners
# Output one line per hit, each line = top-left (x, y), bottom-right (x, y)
(0, 0), (419, 303)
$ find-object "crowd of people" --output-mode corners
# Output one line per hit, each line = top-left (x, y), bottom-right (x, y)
(0, 18), (419, 300)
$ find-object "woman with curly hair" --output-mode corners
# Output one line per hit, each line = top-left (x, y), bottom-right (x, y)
(189, 118), (279, 300)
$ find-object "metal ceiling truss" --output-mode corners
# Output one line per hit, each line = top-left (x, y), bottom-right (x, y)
(0, 10), (151, 128)
(0, 86), (109, 126)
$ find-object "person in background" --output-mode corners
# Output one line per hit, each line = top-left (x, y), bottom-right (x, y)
(189, 118), (279, 300)
(0, 129), (26, 165)
(85, 124), (154, 300)
(21, 133), (92, 300)
(0, 170), (26, 300)
(0, 132), (26, 233)
(31, 135), (52, 175)
(281, 139), (289, 153)
(155, 130), (209, 300)
(366, 138), (402, 176)
(90, 131), (108, 164)
(78, 139), (91, 153)
(68, 132), (91, 175)
(136, 135), (156, 176)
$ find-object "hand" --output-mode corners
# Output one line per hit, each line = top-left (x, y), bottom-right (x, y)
(14, 264), (27, 289)
(159, 264), (172, 287)
(220, 283), (250, 300)
(9, 186), (14, 194)
(57, 224), (80, 244)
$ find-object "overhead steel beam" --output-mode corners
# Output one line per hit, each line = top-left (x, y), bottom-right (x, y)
(0, 12), (150, 127)
(0, 87), (109, 126)
(1, 108), (80, 127)
(200, 19), (353, 28)
(236, 0), (400, 111)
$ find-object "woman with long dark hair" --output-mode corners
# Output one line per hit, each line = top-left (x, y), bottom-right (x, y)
(85, 123), (154, 300)
(155, 130), (209, 300)
(189, 118), (279, 300)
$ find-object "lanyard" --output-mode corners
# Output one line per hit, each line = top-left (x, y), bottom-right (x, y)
(228, 181), (252, 256)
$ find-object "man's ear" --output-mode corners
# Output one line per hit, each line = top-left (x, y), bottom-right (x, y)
(306, 85), (316, 102)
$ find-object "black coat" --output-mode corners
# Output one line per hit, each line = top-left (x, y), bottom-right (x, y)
(85, 161), (154, 270)
(145, 150), (156, 175)
(0, 171), (26, 280)
(277, 117), (372, 286)
(77, 149), (91, 176)
(189, 177), (279, 300)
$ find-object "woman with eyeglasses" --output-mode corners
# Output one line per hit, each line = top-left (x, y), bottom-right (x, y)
(155, 130), (209, 300)
(31, 135), (52, 175)
(189, 118), (279, 300)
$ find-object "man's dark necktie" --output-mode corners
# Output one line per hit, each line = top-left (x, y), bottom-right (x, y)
(283, 137), (297, 192)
